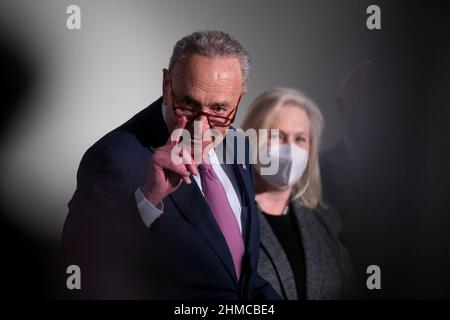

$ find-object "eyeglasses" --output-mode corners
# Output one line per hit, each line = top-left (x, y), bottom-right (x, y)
(170, 80), (241, 128)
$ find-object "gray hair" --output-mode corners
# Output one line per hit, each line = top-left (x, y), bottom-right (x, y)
(169, 30), (250, 90)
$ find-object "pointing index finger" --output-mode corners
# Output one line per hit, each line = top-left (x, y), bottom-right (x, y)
(169, 116), (188, 145)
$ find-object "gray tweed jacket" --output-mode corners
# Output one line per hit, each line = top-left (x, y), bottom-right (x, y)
(257, 201), (356, 300)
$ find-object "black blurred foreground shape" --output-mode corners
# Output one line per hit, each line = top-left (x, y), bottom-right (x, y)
(0, 1), (449, 299)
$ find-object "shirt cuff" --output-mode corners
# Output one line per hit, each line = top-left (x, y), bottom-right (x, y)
(134, 187), (164, 228)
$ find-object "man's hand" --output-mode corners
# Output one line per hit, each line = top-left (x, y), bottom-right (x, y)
(140, 116), (199, 205)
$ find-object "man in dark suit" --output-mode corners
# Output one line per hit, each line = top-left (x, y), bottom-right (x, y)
(320, 61), (379, 298)
(62, 30), (279, 299)
(319, 59), (420, 298)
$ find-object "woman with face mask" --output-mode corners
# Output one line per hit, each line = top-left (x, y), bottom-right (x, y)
(241, 88), (356, 300)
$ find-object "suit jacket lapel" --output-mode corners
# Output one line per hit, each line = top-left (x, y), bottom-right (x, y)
(233, 163), (253, 243)
(259, 212), (298, 300)
(168, 178), (239, 285)
(217, 129), (261, 290)
(231, 156), (259, 293)
(291, 203), (324, 300)
(228, 135), (257, 259)
(217, 128), (256, 255)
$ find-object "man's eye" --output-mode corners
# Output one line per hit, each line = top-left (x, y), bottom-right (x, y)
(296, 136), (306, 143)
(183, 99), (194, 107)
(211, 106), (227, 114)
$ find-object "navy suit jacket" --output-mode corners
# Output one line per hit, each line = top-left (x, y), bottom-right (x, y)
(62, 97), (279, 299)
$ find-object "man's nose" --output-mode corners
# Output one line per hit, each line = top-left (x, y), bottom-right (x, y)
(187, 113), (210, 136)
(197, 114), (210, 130)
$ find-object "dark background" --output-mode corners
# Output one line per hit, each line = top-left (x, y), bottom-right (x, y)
(0, 0), (449, 299)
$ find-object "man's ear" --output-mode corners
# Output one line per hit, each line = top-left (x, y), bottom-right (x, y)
(238, 91), (247, 105)
(162, 68), (170, 104)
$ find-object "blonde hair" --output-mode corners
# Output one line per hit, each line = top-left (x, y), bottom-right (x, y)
(240, 87), (324, 209)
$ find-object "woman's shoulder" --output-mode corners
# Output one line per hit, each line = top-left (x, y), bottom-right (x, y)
(292, 200), (343, 236)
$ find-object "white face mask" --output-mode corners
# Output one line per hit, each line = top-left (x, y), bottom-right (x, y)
(259, 143), (309, 189)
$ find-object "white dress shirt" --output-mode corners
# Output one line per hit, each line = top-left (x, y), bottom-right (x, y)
(134, 103), (242, 233)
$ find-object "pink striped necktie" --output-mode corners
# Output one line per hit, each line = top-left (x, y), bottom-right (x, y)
(198, 163), (244, 279)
